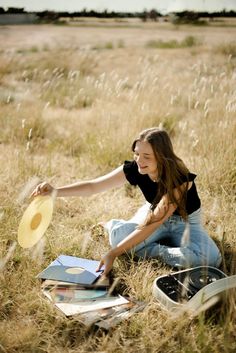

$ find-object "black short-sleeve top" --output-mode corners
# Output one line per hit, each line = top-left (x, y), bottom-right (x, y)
(123, 160), (200, 216)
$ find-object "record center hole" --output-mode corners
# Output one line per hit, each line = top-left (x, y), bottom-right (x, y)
(66, 267), (85, 275)
(30, 213), (42, 230)
(199, 275), (216, 284)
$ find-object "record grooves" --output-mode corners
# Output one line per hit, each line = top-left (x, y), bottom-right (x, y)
(188, 267), (223, 290)
(18, 195), (54, 248)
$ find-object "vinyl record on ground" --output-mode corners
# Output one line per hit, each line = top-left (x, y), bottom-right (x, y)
(189, 267), (225, 289)
(18, 195), (54, 248)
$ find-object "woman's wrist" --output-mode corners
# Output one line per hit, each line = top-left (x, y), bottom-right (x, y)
(55, 187), (62, 197)
(109, 247), (123, 258)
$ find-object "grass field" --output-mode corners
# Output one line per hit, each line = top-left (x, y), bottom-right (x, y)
(0, 19), (236, 353)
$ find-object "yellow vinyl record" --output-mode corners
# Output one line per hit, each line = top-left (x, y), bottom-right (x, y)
(18, 195), (54, 248)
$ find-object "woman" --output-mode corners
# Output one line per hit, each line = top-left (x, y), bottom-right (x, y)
(32, 127), (222, 275)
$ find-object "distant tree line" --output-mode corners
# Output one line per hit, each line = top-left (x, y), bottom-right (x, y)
(172, 10), (236, 24)
(0, 7), (147, 17)
(0, 7), (235, 23)
(0, 7), (26, 14)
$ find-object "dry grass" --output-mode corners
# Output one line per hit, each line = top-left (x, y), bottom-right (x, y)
(0, 20), (235, 353)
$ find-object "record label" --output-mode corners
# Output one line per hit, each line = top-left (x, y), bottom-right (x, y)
(30, 212), (42, 230)
(65, 267), (85, 275)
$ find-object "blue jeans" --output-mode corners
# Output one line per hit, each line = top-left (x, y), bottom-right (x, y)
(105, 204), (222, 269)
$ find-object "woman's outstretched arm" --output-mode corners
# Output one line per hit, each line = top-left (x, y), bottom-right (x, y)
(31, 165), (126, 198)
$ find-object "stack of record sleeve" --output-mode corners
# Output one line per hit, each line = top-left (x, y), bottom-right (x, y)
(38, 254), (146, 329)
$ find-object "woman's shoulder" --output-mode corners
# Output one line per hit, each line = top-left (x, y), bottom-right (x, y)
(179, 172), (197, 183)
(123, 160), (137, 171)
(188, 172), (197, 181)
(123, 160), (139, 185)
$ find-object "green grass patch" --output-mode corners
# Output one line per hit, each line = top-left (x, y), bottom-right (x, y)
(146, 35), (201, 49)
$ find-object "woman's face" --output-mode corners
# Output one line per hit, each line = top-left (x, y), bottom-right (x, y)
(134, 140), (158, 178)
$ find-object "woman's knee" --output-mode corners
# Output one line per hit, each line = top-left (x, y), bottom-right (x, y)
(180, 245), (222, 268)
(108, 221), (138, 248)
(201, 249), (222, 268)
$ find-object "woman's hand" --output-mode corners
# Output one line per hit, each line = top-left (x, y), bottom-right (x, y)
(30, 182), (55, 198)
(96, 250), (116, 276)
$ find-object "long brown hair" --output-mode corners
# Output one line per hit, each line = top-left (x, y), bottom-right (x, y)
(132, 127), (189, 220)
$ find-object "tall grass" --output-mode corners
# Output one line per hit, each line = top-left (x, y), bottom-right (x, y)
(214, 41), (236, 58)
(0, 23), (235, 353)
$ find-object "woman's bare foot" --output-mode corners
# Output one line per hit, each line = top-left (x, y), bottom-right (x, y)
(91, 222), (107, 240)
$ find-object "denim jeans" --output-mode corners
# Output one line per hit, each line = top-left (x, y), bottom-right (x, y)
(105, 203), (222, 269)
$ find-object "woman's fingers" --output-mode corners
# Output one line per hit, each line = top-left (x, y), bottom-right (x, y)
(30, 182), (53, 197)
(96, 251), (116, 276)
(96, 259), (104, 273)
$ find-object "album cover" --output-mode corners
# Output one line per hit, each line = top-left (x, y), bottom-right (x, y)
(37, 265), (98, 285)
(37, 255), (104, 286)
(95, 301), (147, 330)
(41, 276), (110, 290)
(78, 301), (146, 328)
(47, 255), (103, 276)
(77, 302), (134, 326)
(41, 279), (86, 289)
(45, 286), (108, 303)
(53, 295), (130, 316)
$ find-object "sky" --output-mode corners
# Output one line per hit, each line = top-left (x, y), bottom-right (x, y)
(1, 0), (236, 14)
